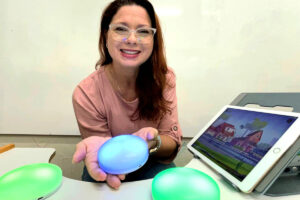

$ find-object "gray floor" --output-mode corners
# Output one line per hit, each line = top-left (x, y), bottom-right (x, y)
(174, 138), (194, 167)
(0, 135), (193, 180)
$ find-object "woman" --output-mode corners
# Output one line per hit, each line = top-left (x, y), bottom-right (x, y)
(72, 0), (182, 189)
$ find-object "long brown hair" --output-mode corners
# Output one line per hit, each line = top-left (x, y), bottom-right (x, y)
(96, 0), (171, 121)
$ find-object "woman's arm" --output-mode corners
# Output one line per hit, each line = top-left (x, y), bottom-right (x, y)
(155, 134), (177, 157)
(72, 84), (124, 189)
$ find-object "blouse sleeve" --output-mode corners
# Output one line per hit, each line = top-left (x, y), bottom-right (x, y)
(72, 80), (111, 139)
(157, 69), (183, 161)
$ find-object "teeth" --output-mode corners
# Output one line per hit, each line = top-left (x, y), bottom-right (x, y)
(121, 50), (139, 55)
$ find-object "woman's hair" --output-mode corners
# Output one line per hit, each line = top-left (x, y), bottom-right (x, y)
(96, 0), (171, 121)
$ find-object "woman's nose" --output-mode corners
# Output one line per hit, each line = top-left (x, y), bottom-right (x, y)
(125, 31), (138, 44)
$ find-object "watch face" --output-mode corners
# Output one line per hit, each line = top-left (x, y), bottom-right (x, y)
(150, 135), (161, 154)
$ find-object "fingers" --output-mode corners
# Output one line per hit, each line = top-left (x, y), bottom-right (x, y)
(107, 174), (122, 189)
(87, 161), (107, 182)
(118, 174), (126, 181)
(85, 150), (107, 181)
(72, 141), (87, 164)
(134, 127), (158, 141)
(147, 128), (158, 140)
(146, 131), (156, 140)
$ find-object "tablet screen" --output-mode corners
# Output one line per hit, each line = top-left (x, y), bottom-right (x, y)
(191, 107), (297, 181)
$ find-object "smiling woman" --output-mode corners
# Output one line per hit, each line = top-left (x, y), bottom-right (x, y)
(71, 0), (182, 190)
(105, 5), (154, 70)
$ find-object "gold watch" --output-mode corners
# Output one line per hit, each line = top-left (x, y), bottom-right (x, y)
(149, 135), (161, 154)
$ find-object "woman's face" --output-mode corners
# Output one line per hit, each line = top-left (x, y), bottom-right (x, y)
(106, 5), (154, 70)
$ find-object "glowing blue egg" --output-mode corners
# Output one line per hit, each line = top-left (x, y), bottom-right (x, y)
(98, 134), (149, 174)
(152, 167), (220, 200)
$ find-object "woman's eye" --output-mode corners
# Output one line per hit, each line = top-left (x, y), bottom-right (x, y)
(115, 26), (128, 32)
(137, 29), (151, 35)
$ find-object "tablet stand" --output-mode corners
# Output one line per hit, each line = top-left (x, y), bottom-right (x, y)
(230, 93), (300, 196)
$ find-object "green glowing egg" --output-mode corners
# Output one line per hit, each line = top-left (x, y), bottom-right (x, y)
(0, 163), (62, 200)
(152, 167), (220, 200)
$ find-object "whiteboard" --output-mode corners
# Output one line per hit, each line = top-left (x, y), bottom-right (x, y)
(1, 0), (300, 136)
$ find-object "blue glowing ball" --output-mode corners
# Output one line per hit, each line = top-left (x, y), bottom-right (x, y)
(98, 134), (149, 174)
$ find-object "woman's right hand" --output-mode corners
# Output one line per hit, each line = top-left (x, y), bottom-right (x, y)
(72, 136), (125, 189)
(133, 127), (159, 150)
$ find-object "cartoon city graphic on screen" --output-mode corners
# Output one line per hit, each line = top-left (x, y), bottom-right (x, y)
(192, 108), (297, 181)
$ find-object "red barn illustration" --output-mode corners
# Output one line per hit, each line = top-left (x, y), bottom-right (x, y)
(230, 130), (263, 153)
(207, 122), (235, 142)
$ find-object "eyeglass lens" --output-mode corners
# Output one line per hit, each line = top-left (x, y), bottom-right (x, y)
(110, 24), (155, 44)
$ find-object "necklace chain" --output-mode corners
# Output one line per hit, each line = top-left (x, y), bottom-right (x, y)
(107, 67), (123, 94)
(106, 66), (137, 101)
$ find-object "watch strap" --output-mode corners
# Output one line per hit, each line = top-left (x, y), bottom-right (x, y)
(149, 135), (161, 154)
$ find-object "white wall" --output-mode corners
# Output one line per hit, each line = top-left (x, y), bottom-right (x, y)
(1, 0), (300, 136)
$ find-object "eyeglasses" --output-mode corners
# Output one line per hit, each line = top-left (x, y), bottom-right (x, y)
(109, 24), (156, 44)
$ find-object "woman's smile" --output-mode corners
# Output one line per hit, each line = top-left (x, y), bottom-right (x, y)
(120, 49), (141, 59)
(107, 5), (153, 68)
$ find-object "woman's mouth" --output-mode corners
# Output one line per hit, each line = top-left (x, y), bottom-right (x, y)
(120, 49), (141, 58)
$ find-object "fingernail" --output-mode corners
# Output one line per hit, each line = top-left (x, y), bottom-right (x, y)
(147, 132), (153, 140)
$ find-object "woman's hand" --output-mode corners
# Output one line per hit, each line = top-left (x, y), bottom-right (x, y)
(72, 136), (125, 189)
(133, 127), (159, 150)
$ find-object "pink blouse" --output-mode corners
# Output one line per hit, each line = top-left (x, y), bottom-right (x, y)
(72, 67), (182, 159)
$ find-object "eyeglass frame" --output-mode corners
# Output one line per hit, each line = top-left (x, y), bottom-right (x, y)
(108, 23), (157, 42)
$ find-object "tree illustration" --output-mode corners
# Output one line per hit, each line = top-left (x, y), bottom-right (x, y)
(213, 112), (231, 127)
(220, 113), (230, 120)
(240, 118), (268, 137)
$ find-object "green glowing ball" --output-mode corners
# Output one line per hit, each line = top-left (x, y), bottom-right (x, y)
(0, 163), (62, 200)
(152, 167), (220, 200)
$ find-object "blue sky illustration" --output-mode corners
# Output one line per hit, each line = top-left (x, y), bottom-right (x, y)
(211, 108), (297, 144)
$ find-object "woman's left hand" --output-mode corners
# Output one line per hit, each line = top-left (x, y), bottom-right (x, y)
(72, 136), (125, 189)
(133, 127), (159, 150)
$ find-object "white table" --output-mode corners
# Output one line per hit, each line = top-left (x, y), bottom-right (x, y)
(0, 148), (55, 175)
(1, 148), (299, 200)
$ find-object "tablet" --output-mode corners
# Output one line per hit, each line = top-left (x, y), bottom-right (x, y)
(187, 105), (300, 193)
